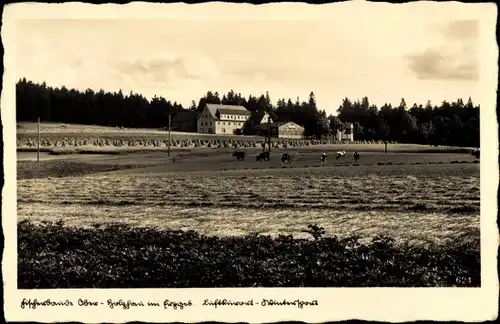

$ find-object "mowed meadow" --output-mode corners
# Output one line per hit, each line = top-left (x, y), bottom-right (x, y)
(16, 124), (481, 288)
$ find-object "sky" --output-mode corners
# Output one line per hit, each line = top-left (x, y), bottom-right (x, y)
(14, 2), (482, 115)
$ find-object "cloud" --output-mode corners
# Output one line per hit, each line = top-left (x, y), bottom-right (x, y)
(405, 20), (479, 81)
(440, 19), (479, 41)
(110, 53), (221, 88)
(405, 45), (478, 81)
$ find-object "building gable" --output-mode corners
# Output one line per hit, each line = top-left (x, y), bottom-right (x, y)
(204, 105), (218, 120)
(260, 113), (272, 124)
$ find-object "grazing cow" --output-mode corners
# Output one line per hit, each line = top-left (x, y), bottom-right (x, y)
(232, 151), (245, 161)
(336, 150), (346, 159)
(353, 151), (360, 163)
(257, 151), (270, 162)
(281, 153), (291, 163)
(321, 152), (328, 164)
(472, 149), (480, 159)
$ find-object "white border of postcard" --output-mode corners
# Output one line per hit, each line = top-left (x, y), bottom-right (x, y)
(2, 2), (499, 323)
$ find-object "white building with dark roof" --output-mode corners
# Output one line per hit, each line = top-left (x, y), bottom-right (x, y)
(197, 103), (252, 135)
(254, 121), (305, 139)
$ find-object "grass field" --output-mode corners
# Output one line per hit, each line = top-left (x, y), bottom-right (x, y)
(17, 121), (266, 140)
(16, 131), (481, 288)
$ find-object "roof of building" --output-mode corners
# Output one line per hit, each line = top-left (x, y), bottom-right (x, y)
(172, 110), (198, 123)
(275, 121), (304, 128)
(247, 110), (270, 124)
(206, 104), (252, 118)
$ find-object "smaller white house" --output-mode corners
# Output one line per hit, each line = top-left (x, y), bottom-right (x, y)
(336, 123), (354, 141)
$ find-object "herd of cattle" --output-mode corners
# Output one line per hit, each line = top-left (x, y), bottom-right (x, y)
(232, 150), (361, 164)
(232, 148), (479, 164)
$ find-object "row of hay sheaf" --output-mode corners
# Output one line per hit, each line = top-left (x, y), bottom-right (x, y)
(17, 137), (399, 149)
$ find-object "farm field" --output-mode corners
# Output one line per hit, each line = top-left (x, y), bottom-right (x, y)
(17, 151), (480, 245)
(16, 145), (481, 288)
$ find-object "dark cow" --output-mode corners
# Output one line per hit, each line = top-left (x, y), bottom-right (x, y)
(320, 152), (328, 164)
(233, 151), (245, 161)
(257, 151), (270, 161)
(353, 151), (360, 163)
(472, 149), (480, 159)
(281, 153), (291, 163)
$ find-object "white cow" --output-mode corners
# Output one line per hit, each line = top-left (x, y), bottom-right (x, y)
(336, 150), (346, 159)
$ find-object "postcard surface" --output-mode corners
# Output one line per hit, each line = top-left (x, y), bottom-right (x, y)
(2, 1), (499, 323)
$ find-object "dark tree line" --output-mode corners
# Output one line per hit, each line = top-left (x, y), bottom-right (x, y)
(16, 78), (184, 129)
(16, 78), (479, 147)
(333, 97), (479, 147)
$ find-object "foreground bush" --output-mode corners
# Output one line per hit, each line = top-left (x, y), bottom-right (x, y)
(18, 220), (480, 288)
